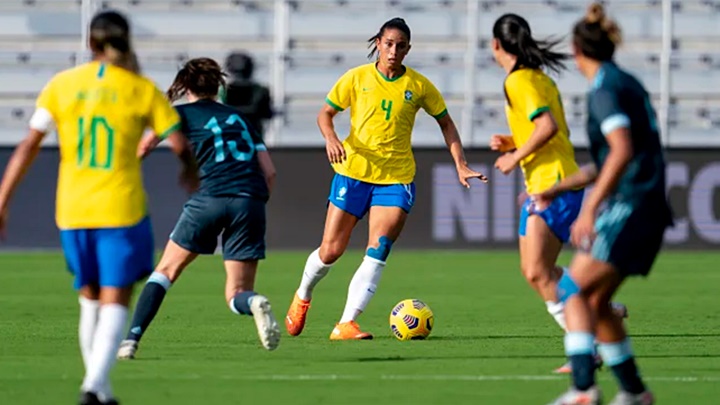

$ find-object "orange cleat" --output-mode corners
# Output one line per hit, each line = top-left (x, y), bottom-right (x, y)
(329, 321), (373, 340)
(285, 294), (311, 336)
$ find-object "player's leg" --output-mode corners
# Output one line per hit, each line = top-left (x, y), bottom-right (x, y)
(80, 217), (154, 404)
(119, 197), (221, 358)
(287, 174), (366, 336)
(330, 182), (412, 340)
(62, 229), (101, 371)
(222, 197), (279, 350)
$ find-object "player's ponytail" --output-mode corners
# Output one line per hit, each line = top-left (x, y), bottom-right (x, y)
(167, 58), (227, 102)
(367, 17), (411, 60)
(573, 2), (622, 61)
(492, 13), (568, 74)
(89, 10), (140, 73)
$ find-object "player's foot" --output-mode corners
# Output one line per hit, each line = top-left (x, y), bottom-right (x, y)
(79, 392), (119, 405)
(285, 293), (311, 336)
(608, 390), (655, 405)
(116, 340), (138, 360)
(547, 386), (601, 405)
(554, 355), (603, 374)
(329, 321), (373, 340)
(250, 295), (280, 351)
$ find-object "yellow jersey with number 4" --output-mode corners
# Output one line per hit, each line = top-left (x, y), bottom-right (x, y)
(504, 68), (578, 194)
(325, 63), (448, 185)
(35, 61), (180, 229)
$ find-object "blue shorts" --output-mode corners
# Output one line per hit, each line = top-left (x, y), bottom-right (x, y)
(518, 189), (584, 243)
(328, 173), (416, 219)
(60, 216), (155, 290)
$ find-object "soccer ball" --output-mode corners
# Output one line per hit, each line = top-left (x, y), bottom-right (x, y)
(389, 299), (434, 341)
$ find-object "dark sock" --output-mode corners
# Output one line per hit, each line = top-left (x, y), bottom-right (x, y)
(569, 354), (597, 390)
(126, 275), (171, 342)
(231, 291), (258, 315)
(565, 332), (596, 391)
(611, 358), (646, 394)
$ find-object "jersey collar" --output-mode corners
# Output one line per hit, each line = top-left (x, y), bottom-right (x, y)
(375, 62), (406, 82)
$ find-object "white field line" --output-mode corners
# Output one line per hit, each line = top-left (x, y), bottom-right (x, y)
(6, 374), (720, 383)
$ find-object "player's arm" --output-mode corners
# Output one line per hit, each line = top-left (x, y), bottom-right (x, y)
(320, 70), (352, 164)
(257, 150), (276, 195)
(511, 112), (558, 163)
(489, 134), (516, 152)
(421, 80), (487, 185)
(0, 128), (47, 227)
(164, 130), (200, 193)
(436, 113), (488, 185)
(580, 90), (634, 217)
(538, 163), (598, 200)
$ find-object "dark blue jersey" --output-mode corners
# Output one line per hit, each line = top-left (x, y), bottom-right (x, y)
(176, 100), (268, 201)
(586, 62), (671, 219)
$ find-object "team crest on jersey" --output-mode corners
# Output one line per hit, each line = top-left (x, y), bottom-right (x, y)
(404, 90), (413, 101)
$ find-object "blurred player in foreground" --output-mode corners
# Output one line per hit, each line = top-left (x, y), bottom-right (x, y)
(117, 58), (280, 360)
(542, 4), (672, 404)
(489, 13), (627, 374)
(0, 10), (198, 405)
(285, 17), (487, 340)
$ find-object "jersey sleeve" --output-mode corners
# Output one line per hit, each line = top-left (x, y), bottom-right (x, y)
(147, 86), (181, 139)
(325, 69), (354, 112)
(590, 88), (630, 136)
(505, 74), (552, 121)
(421, 78), (448, 119)
(30, 79), (57, 132)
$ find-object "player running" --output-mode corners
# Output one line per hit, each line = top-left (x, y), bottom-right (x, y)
(117, 57), (280, 360)
(285, 17), (487, 340)
(489, 13), (627, 373)
(542, 4), (672, 404)
(0, 10), (198, 405)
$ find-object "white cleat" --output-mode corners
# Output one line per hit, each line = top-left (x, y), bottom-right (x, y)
(117, 339), (138, 360)
(548, 386), (602, 405)
(608, 390), (655, 405)
(250, 295), (280, 351)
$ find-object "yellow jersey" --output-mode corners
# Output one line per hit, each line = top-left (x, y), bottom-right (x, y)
(34, 61), (180, 229)
(326, 63), (448, 184)
(504, 68), (579, 194)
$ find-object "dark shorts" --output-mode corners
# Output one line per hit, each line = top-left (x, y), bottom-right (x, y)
(60, 216), (155, 290)
(328, 173), (416, 219)
(590, 201), (670, 277)
(170, 195), (266, 261)
(519, 189), (584, 243)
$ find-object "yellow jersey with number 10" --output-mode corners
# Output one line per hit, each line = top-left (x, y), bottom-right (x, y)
(504, 68), (579, 194)
(325, 63), (448, 185)
(35, 61), (180, 229)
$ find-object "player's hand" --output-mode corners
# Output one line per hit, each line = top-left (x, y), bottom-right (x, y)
(517, 190), (529, 208)
(456, 164), (488, 188)
(489, 135), (514, 152)
(494, 152), (518, 175)
(325, 136), (346, 164)
(571, 209), (596, 251)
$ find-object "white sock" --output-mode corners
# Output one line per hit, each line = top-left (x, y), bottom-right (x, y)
(81, 304), (127, 401)
(339, 256), (385, 323)
(78, 297), (100, 371)
(297, 248), (332, 301)
(546, 300), (567, 331)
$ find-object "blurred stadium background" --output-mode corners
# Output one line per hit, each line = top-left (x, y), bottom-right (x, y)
(0, 0), (718, 250)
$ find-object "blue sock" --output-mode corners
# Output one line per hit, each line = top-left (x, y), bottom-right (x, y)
(126, 273), (172, 342)
(230, 291), (258, 316)
(565, 332), (596, 391)
(598, 339), (646, 394)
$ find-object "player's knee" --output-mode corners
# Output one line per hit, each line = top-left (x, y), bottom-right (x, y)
(366, 236), (393, 262)
(155, 262), (184, 283)
(521, 263), (554, 286)
(319, 243), (346, 264)
(556, 269), (580, 304)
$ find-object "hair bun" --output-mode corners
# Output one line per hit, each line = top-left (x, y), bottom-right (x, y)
(585, 2), (606, 24)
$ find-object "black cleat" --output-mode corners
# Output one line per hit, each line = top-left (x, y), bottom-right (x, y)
(79, 391), (119, 405)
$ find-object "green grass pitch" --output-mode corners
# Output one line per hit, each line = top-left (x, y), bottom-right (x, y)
(1, 251), (719, 404)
